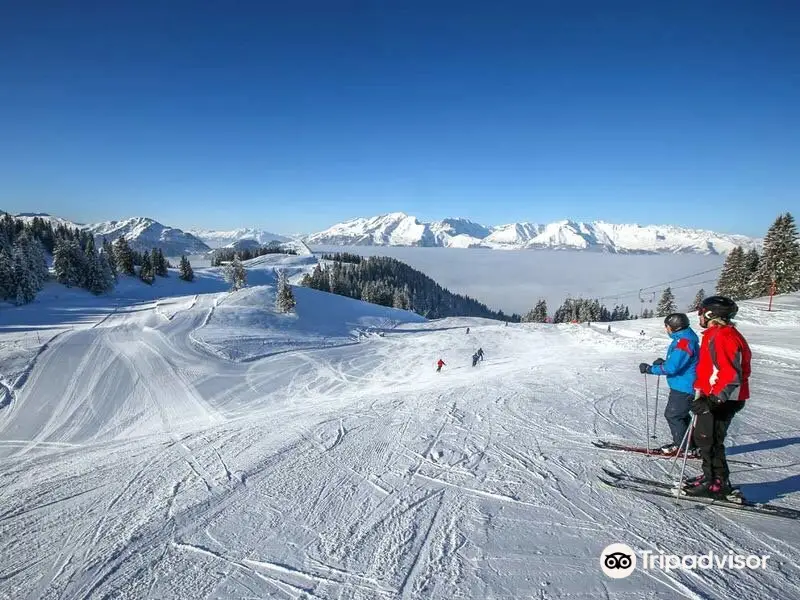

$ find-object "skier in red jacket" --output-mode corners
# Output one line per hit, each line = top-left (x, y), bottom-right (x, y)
(685, 296), (752, 498)
(436, 359), (446, 373)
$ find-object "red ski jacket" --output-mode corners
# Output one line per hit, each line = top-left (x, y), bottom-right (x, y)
(694, 325), (751, 402)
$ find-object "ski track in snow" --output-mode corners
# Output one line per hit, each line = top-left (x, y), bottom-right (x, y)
(1, 289), (799, 599)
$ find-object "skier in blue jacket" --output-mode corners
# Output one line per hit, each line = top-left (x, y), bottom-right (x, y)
(638, 313), (700, 455)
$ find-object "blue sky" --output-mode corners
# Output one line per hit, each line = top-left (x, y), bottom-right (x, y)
(1, 1), (798, 236)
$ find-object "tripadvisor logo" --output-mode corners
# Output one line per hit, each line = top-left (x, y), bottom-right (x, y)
(601, 543), (636, 579)
(600, 543), (770, 578)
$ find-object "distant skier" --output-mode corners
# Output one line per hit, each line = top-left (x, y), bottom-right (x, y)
(505, 321), (508, 327)
(638, 313), (699, 456)
(684, 296), (751, 498)
(472, 353), (479, 367)
(466, 327), (470, 334)
(477, 347), (484, 361)
(607, 325), (611, 333)
(436, 358), (446, 373)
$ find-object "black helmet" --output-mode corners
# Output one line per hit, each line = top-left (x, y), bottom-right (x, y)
(664, 312), (690, 332)
(699, 296), (738, 321)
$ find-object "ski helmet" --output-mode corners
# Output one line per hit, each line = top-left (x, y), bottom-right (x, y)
(664, 312), (690, 332)
(698, 296), (738, 321)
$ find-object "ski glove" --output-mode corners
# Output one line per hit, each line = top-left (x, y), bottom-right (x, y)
(692, 396), (711, 415)
(639, 363), (651, 374)
(653, 358), (665, 366)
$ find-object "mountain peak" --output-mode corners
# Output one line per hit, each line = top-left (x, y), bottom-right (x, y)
(305, 214), (759, 254)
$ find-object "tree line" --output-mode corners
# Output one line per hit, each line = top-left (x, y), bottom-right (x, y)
(520, 298), (635, 323)
(210, 244), (297, 266)
(301, 255), (522, 321)
(714, 212), (799, 301)
(0, 213), (195, 305)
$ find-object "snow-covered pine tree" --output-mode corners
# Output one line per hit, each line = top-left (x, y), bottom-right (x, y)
(102, 238), (117, 277)
(157, 249), (169, 276)
(656, 287), (677, 317)
(179, 255), (194, 282)
(578, 299), (593, 322)
(114, 236), (135, 275)
(223, 256), (246, 290)
(534, 299), (548, 322)
(743, 248), (759, 298)
(690, 288), (705, 311)
(96, 252), (115, 294)
(716, 246), (748, 299)
(0, 248), (14, 300)
(754, 213), (800, 295)
(139, 252), (155, 284)
(275, 269), (296, 313)
(54, 238), (85, 287)
(83, 237), (102, 292)
(12, 244), (36, 304)
(17, 232), (48, 292)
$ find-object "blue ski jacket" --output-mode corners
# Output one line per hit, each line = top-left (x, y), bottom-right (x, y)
(649, 328), (700, 395)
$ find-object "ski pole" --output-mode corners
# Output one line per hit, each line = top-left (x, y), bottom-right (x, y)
(675, 415), (697, 500)
(644, 374), (650, 454)
(668, 417), (694, 476)
(651, 375), (661, 440)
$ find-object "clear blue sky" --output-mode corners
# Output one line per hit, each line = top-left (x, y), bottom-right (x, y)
(1, 1), (798, 236)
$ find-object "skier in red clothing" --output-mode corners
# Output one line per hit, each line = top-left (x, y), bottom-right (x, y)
(685, 296), (752, 498)
(436, 359), (446, 373)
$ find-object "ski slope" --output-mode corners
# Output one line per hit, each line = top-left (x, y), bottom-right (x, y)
(1, 278), (799, 599)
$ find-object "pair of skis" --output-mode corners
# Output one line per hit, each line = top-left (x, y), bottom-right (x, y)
(599, 468), (800, 520)
(592, 439), (759, 467)
(594, 440), (798, 519)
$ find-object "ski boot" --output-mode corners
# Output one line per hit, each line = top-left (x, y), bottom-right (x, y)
(682, 474), (707, 490)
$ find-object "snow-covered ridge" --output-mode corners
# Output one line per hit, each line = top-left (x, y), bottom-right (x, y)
(306, 213), (759, 255)
(188, 227), (289, 249)
(83, 217), (211, 256)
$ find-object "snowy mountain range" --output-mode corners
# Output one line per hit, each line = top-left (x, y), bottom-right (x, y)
(83, 217), (211, 255)
(186, 227), (288, 249)
(3, 210), (758, 255)
(304, 212), (759, 255)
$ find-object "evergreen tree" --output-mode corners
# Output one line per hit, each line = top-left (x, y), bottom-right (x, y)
(690, 288), (705, 311)
(102, 238), (117, 278)
(139, 252), (155, 284)
(53, 238), (85, 287)
(149, 248), (168, 277)
(17, 232), (48, 292)
(12, 245), (36, 305)
(223, 256), (246, 290)
(533, 299), (548, 322)
(275, 269), (296, 313)
(656, 287), (677, 317)
(95, 252), (115, 294)
(0, 248), (14, 300)
(179, 255), (194, 282)
(743, 248), (759, 298)
(753, 213), (800, 295)
(114, 237), (135, 275)
(716, 246), (748, 299)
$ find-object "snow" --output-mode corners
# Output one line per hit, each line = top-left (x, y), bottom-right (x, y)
(1, 246), (799, 599)
(306, 212), (760, 255)
(84, 217), (211, 256)
(188, 227), (289, 249)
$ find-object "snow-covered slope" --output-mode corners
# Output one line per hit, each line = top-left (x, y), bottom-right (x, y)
(1, 281), (799, 598)
(188, 227), (289, 249)
(307, 213), (759, 254)
(84, 217), (211, 255)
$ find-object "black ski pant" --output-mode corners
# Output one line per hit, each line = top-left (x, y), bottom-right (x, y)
(693, 400), (744, 481)
(664, 389), (695, 448)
